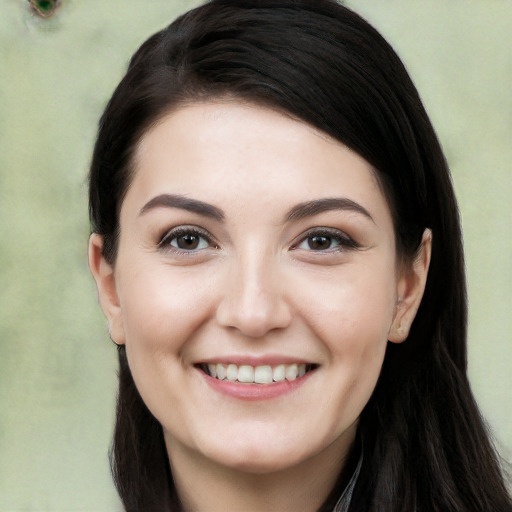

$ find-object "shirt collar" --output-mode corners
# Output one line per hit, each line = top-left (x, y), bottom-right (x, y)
(332, 452), (363, 512)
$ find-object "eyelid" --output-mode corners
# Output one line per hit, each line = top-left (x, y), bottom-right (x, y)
(291, 227), (360, 251)
(158, 225), (218, 251)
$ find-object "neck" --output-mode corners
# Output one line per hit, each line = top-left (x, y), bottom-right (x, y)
(165, 425), (357, 512)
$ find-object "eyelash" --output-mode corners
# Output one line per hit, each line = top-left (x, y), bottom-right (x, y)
(158, 226), (217, 254)
(293, 228), (359, 252)
(158, 226), (358, 255)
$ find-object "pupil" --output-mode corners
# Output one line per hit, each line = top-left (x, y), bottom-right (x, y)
(308, 236), (330, 250)
(177, 234), (199, 250)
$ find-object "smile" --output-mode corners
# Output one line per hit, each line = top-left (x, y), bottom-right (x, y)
(198, 363), (316, 384)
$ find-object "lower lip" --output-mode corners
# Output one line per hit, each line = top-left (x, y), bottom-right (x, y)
(199, 369), (314, 401)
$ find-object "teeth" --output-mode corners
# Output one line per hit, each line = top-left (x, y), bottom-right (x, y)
(216, 364), (227, 380)
(285, 363), (298, 381)
(226, 364), (238, 382)
(204, 362), (312, 384)
(238, 365), (255, 383)
(207, 364), (217, 378)
(254, 365), (273, 384)
(273, 364), (285, 382)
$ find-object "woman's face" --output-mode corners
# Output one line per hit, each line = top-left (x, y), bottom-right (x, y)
(91, 101), (423, 474)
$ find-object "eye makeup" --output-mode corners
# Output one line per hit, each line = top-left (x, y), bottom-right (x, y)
(158, 225), (218, 255)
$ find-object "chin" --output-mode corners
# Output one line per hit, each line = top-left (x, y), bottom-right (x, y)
(201, 435), (321, 475)
(217, 450), (305, 475)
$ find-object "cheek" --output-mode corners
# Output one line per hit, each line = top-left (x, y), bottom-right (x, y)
(117, 261), (218, 356)
(291, 262), (396, 406)
(117, 262), (220, 424)
(312, 287), (392, 386)
(294, 261), (397, 347)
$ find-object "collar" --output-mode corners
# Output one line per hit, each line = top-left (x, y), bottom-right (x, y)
(332, 452), (363, 512)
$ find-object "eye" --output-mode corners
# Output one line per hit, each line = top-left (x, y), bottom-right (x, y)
(298, 235), (340, 251)
(159, 226), (214, 252)
(171, 233), (208, 251)
(294, 228), (358, 252)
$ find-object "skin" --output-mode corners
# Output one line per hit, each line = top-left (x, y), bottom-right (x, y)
(89, 101), (431, 512)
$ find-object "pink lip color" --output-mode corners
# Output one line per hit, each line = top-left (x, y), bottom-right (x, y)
(199, 355), (312, 366)
(199, 368), (313, 401)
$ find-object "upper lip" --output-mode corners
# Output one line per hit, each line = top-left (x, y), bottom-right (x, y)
(195, 355), (317, 366)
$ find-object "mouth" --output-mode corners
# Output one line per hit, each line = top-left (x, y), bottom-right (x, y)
(196, 362), (318, 385)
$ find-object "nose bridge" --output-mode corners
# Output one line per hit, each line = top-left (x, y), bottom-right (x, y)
(216, 243), (291, 338)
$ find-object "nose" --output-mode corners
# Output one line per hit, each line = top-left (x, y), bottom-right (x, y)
(215, 249), (292, 338)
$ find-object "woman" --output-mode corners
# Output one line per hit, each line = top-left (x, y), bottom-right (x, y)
(88, 0), (512, 510)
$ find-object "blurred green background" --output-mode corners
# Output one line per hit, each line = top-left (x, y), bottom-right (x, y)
(0, 0), (510, 510)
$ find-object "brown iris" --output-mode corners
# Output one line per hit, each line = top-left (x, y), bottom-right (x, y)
(307, 235), (332, 250)
(176, 234), (201, 250)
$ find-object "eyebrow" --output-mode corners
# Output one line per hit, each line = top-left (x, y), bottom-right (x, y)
(285, 197), (374, 223)
(139, 194), (373, 224)
(139, 194), (225, 221)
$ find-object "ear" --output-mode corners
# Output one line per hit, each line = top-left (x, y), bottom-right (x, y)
(388, 229), (432, 343)
(88, 233), (125, 345)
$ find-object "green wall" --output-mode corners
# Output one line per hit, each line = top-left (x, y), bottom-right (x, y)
(1, 1), (510, 509)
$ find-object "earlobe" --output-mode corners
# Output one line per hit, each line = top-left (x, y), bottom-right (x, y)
(388, 229), (432, 343)
(88, 233), (126, 345)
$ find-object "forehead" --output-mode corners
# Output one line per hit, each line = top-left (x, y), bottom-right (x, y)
(124, 101), (392, 228)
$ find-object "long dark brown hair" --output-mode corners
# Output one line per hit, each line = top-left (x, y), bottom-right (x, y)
(88, 1), (512, 510)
